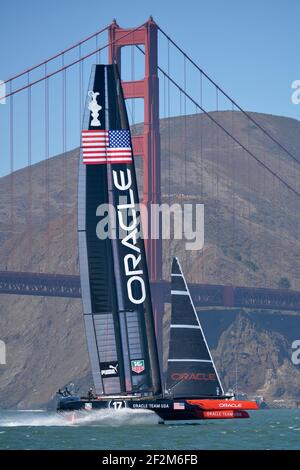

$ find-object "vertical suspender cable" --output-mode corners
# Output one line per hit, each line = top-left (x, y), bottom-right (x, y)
(167, 40), (171, 277)
(167, 39), (171, 207)
(96, 34), (101, 64)
(277, 144), (282, 287)
(183, 56), (187, 270)
(9, 83), (14, 235)
(27, 73), (32, 270)
(215, 88), (220, 282)
(45, 63), (50, 269)
(195, 102), (199, 284)
(199, 71), (204, 282)
(262, 134), (266, 287)
(163, 70), (166, 119)
(247, 116), (251, 286)
(79, 45), (83, 132)
(131, 45), (135, 125)
(183, 57), (187, 185)
(231, 102), (236, 285)
(62, 54), (67, 268)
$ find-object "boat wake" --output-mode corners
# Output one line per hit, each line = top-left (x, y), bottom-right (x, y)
(0, 409), (160, 427)
(68, 408), (160, 426)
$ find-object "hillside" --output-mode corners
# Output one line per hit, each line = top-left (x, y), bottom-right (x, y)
(0, 111), (299, 408)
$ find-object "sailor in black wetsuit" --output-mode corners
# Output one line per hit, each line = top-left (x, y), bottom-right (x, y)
(87, 388), (95, 400)
(57, 387), (72, 397)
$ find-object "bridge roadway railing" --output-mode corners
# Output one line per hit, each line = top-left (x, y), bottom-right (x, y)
(0, 271), (300, 311)
(0, 271), (81, 298)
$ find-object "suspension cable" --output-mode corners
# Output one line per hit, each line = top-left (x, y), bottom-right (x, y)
(3, 25), (110, 85)
(135, 43), (300, 198)
(157, 25), (300, 167)
(155, 63), (300, 199)
(3, 22), (148, 100)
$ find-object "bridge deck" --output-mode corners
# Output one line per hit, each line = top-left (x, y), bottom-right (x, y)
(0, 271), (299, 311)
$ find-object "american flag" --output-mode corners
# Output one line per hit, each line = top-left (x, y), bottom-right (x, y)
(81, 129), (133, 165)
(173, 402), (185, 410)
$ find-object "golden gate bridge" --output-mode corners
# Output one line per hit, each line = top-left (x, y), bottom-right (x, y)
(1, 17), (300, 336)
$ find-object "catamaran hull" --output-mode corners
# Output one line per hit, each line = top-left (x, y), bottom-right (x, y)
(57, 397), (257, 422)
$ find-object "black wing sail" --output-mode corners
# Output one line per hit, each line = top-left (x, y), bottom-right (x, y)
(166, 258), (224, 398)
(78, 64), (161, 397)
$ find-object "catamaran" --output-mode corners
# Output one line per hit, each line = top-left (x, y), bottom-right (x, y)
(56, 64), (258, 423)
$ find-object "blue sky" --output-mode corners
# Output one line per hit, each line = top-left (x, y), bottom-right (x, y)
(1, 0), (300, 176)
(1, 0), (300, 119)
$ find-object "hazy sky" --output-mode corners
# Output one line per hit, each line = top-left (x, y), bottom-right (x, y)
(1, 0), (300, 121)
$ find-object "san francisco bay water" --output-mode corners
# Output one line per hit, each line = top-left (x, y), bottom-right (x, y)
(0, 408), (299, 450)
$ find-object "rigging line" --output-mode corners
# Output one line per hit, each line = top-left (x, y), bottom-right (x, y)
(152, 64), (300, 199)
(157, 25), (300, 167)
(4, 22), (148, 100)
(125, 100), (134, 125)
(3, 25), (110, 85)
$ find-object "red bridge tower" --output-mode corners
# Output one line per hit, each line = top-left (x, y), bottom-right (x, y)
(108, 17), (162, 282)
(108, 18), (163, 360)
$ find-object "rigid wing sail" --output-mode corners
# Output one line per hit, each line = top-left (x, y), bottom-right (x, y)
(78, 64), (161, 397)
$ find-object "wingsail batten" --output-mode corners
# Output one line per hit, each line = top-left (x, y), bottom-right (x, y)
(78, 64), (161, 397)
(166, 258), (224, 398)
